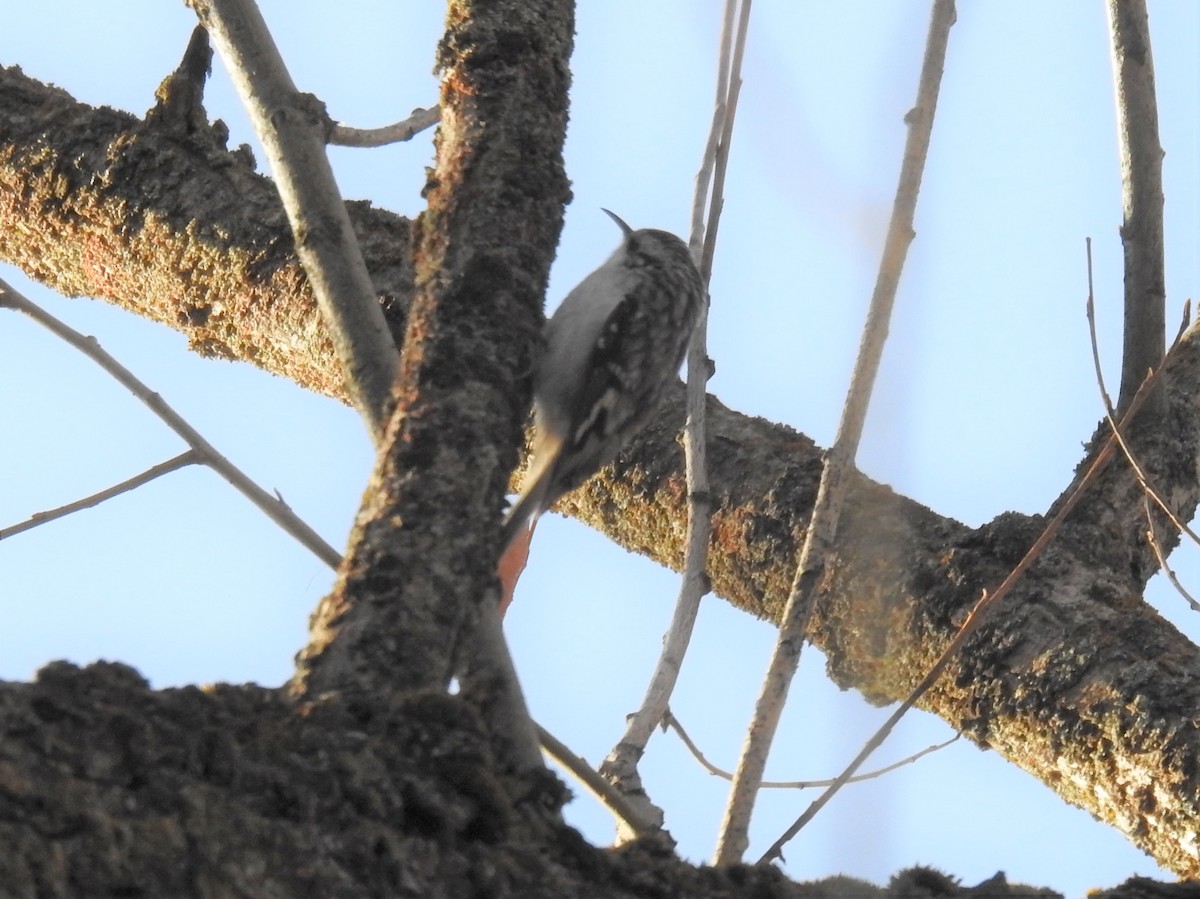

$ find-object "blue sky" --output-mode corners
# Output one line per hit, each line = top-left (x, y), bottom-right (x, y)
(2, 3), (1198, 894)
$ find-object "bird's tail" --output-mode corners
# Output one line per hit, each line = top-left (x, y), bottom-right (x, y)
(498, 431), (563, 554)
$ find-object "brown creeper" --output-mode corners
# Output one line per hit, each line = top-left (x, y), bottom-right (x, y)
(500, 210), (706, 551)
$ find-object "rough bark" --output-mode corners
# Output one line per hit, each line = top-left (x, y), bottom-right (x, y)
(0, 659), (803, 898)
(0, 64), (413, 401)
(292, 0), (574, 782)
(2, 23), (1199, 894)
(0, 663), (1184, 897)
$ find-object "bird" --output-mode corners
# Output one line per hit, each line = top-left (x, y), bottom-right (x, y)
(499, 209), (706, 554)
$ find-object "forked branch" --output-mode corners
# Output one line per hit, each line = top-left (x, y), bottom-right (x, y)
(0, 281), (342, 569)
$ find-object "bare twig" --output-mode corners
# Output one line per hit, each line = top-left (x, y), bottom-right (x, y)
(1107, 0), (1166, 414)
(329, 106), (440, 147)
(187, 4), (399, 442)
(1144, 496), (1200, 613)
(689, 0), (739, 251)
(1, 452), (200, 540)
(0, 281), (342, 569)
(714, 0), (957, 866)
(759, 351), (1172, 864)
(1086, 237), (1119, 415)
(664, 710), (957, 788)
(696, 0), (751, 287)
(598, 0), (751, 836)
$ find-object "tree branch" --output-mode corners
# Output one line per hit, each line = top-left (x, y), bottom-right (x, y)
(665, 709), (958, 789)
(329, 106), (440, 147)
(763, 350), (1172, 865)
(289, 0), (576, 787)
(1107, 0), (1166, 415)
(716, 0), (956, 865)
(599, 0), (751, 831)
(0, 281), (342, 568)
(188, 5), (400, 441)
(0, 451), (201, 540)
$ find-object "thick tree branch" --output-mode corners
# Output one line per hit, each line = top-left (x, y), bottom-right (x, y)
(0, 64), (413, 404)
(3, 68), (1200, 873)
(290, 0), (575, 784)
(0, 659), (745, 898)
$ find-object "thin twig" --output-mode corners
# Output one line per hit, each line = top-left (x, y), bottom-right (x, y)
(714, 0), (957, 866)
(664, 709), (958, 788)
(1, 452), (201, 540)
(758, 350), (1172, 864)
(1085, 238), (1118, 412)
(329, 106), (440, 147)
(598, 0), (751, 836)
(1144, 496), (1200, 613)
(189, 3), (399, 443)
(0, 281), (342, 569)
(689, 0), (738, 251)
(1107, 0), (1166, 414)
(694, 0), (751, 282)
